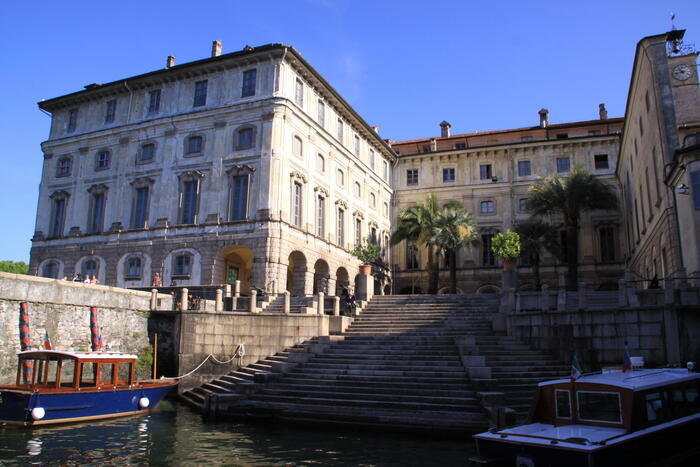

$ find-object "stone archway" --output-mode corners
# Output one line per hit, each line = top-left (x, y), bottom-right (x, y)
(313, 259), (330, 294)
(287, 251), (308, 296)
(335, 267), (350, 295)
(215, 245), (254, 294)
(476, 284), (502, 294)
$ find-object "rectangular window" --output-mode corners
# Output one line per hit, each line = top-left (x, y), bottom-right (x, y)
(383, 161), (389, 182)
(316, 196), (325, 238)
(337, 118), (343, 142)
(126, 257), (142, 278)
(600, 227), (615, 262)
(370, 149), (375, 170)
(105, 100), (116, 124)
(140, 144), (155, 162)
(577, 391), (622, 423)
(67, 109), (78, 133)
(556, 390), (572, 419)
(518, 160), (531, 176)
(193, 80), (208, 107)
(293, 182), (302, 227)
(242, 69), (256, 97)
(355, 218), (362, 246)
(148, 89), (161, 114)
(588, 130), (601, 136)
(407, 243), (418, 270)
(237, 128), (253, 149)
(406, 169), (418, 185)
(295, 78), (304, 107)
(97, 151), (110, 170)
(691, 171), (700, 209)
(354, 135), (360, 156)
(521, 135), (533, 142)
(594, 154), (609, 170)
(317, 100), (325, 126)
(88, 193), (105, 234)
(132, 187), (149, 229)
(443, 167), (455, 183)
(50, 198), (66, 238)
(480, 164), (492, 180)
(174, 255), (191, 277)
(482, 234), (495, 266)
(230, 175), (249, 221)
(556, 133), (569, 139)
(454, 143), (467, 149)
(519, 198), (528, 212)
(180, 180), (198, 224)
(480, 200), (494, 214)
(556, 157), (570, 173)
(337, 208), (345, 247)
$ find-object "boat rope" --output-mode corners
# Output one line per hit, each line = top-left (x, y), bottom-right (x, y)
(162, 344), (245, 380)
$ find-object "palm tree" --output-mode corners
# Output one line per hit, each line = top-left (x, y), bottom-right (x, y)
(429, 204), (478, 294)
(527, 167), (618, 290)
(391, 194), (441, 293)
(514, 219), (561, 291)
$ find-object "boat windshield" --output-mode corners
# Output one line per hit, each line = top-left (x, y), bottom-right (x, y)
(17, 355), (76, 388)
(577, 391), (622, 423)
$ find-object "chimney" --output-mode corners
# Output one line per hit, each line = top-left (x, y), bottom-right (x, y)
(440, 121), (451, 138)
(538, 108), (549, 128)
(371, 125), (379, 134)
(166, 56), (176, 68)
(211, 40), (223, 57)
(599, 103), (608, 120)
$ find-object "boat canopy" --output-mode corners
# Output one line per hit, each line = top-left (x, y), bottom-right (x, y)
(539, 369), (699, 392)
(17, 350), (137, 361)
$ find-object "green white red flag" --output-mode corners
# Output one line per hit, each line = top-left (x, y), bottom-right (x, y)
(571, 355), (583, 382)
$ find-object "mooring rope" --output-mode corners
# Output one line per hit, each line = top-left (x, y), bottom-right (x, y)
(162, 344), (245, 380)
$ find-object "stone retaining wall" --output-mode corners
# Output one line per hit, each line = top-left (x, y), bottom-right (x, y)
(0, 272), (173, 384)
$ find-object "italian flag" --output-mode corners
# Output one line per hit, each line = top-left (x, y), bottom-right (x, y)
(571, 355), (582, 382)
(43, 330), (52, 350)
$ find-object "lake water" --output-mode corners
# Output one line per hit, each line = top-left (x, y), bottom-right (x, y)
(0, 401), (476, 465)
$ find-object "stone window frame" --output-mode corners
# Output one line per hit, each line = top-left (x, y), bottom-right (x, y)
(226, 164), (255, 222)
(383, 201), (389, 218)
(354, 135), (361, 156)
(184, 134), (205, 157)
(479, 163), (493, 181)
(337, 118), (343, 143)
(292, 135), (304, 158)
(295, 78), (304, 107)
(335, 199), (348, 249)
(336, 168), (345, 186)
(406, 241), (419, 270)
(369, 149), (375, 170)
(86, 184), (109, 235)
(67, 108), (78, 133)
(480, 229), (498, 266)
(594, 154), (609, 171)
(406, 168), (418, 185)
(241, 68), (257, 98)
(177, 170), (205, 225)
(556, 156), (571, 173)
(479, 199), (496, 215)
(137, 141), (157, 165)
(56, 155), (72, 178)
(354, 181), (362, 199)
(290, 171), (308, 228)
(80, 257), (100, 278)
(594, 221), (618, 263)
(518, 198), (529, 212)
(369, 192), (376, 208)
(442, 167), (456, 183)
(517, 159), (532, 177)
(95, 149), (111, 171)
(383, 160), (389, 182)
(48, 190), (70, 239)
(314, 186), (329, 239)
(146, 88), (161, 115)
(233, 124), (256, 150)
(124, 255), (143, 280)
(193, 79), (208, 108)
(40, 259), (62, 279)
(104, 99), (117, 124)
(129, 176), (154, 230)
(172, 252), (193, 278)
(317, 99), (325, 127)
(316, 153), (325, 173)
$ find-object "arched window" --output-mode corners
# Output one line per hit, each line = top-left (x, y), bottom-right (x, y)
(56, 156), (72, 177)
(316, 154), (325, 172)
(42, 261), (59, 279)
(354, 182), (361, 199)
(292, 136), (303, 157)
(383, 202), (389, 217)
(186, 135), (203, 155)
(82, 259), (98, 278)
(370, 193), (376, 208)
(125, 256), (142, 279)
(235, 127), (255, 150)
(336, 169), (345, 186)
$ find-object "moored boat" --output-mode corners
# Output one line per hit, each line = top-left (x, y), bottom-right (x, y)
(472, 367), (700, 466)
(0, 350), (177, 427)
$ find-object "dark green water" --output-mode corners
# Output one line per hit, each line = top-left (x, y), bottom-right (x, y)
(0, 401), (476, 465)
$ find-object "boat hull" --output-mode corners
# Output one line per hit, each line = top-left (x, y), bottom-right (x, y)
(474, 415), (700, 467)
(0, 384), (175, 427)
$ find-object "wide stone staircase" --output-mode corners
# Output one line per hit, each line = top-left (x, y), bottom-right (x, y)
(181, 294), (568, 432)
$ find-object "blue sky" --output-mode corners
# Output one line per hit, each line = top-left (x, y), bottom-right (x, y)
(1, 0), (698, 263)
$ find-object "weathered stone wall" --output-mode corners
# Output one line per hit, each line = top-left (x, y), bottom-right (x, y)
(507, 305), (700, 371)
(0, 272), (173, 384)
(176, 311), (329, 391)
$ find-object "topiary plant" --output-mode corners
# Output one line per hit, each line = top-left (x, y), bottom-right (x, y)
(491, 230), (521, 261)
(351, 238), (381, 265)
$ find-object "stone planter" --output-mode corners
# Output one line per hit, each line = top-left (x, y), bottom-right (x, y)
(503, 259), (517, 271)
(359, 264), (372, 275)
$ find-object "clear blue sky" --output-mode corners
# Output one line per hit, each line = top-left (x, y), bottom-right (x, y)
(1, 0), (698, 263)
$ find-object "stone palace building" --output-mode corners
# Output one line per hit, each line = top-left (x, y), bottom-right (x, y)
(30, 31), (700, 295)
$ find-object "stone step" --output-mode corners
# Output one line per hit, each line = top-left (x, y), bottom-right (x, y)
(301, 361), (465, 371)
(290, 367), (466, 377)
(312, 354), (461, 362)
(249, 394), (481, 412)
(272, 382), (476, 397)
(258, 388), (480, 405)
(283, 372), (469, 384)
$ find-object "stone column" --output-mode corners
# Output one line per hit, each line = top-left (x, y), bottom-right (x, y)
(303, 270), (315, 296)
(234, 280), (241, 297)
(317, 292), (325, 315)
(356, 273), (374, 301)
(284, 291), (291, 314)
(578, 282), (587, 311)
(225, 284), (232, 298)
(541, 284), (549, 312)
(333, 296), (340, 316)
(250, 289), (258, 313)
(215, 288), (223, 312)
(180, 288), (189, 312)
(150, 289), (158, 311)
(326, 275), (337, 296)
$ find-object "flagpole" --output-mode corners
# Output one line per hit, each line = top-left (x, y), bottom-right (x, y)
(152, 333), (158, 380)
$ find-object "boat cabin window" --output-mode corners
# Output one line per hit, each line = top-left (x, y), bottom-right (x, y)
(645, 392), (664, 422)
(61, 359), (76, 387)
(117, 362), (133, 385)
(98, 363), (115, 385)
(34, 360), (58, 386)
(17, 356), (77, 388)
(645, 382), (700, 425)
(555, 389), (572, 418)
(80, 363), (97, 387)
(577, 391), (622, 423)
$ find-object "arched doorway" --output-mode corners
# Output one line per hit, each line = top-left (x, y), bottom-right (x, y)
(287, 251), (308, 296)
(216, 246), (254, 294)
(335, 267), (350, 295)
(313, 259), (330, 294)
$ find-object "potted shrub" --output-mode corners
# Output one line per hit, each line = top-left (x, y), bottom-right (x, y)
(351, 238), (381, 275)
(491, 230), (521, 271)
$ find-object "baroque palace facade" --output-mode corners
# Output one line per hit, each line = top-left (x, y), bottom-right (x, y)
(30, 31), (700, 294)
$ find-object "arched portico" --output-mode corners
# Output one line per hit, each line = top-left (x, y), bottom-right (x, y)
(287, 251), (311, 296)
(313, 259), (331, 294)
(215, 245), (254, 294)
(335, 267), (350, 295)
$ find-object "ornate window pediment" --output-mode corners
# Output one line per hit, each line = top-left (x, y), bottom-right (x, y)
(352, 210), (365, 220)
(290, 171), (308, 184)
(226, 164), (256, 176)
(335, 199), (348, 209)
(130, 176), (155, 188)
(50, 190), (70, 200)
(314, 186), (329, 198)
(87, 183), (109, 194)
